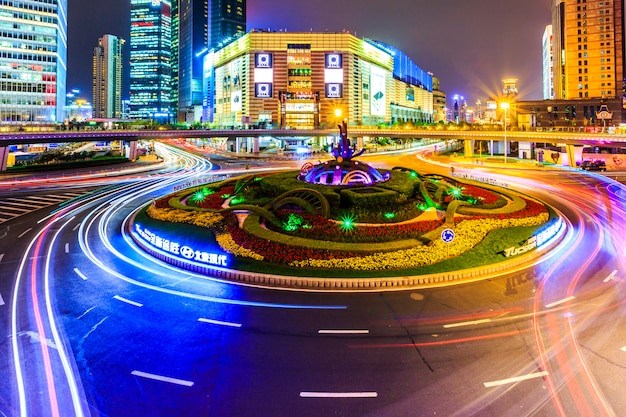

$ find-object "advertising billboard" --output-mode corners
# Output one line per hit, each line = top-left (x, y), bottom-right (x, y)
(370, 66), (386, 116)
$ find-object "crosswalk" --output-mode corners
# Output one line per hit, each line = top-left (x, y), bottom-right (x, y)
(0, 192), (86, 224)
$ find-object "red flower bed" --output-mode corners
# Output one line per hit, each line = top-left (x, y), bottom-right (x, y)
(224, 215), (357, 263)
(269, 210), (443, 243)
(459, 197), (547, 222)
(461, 184), (500, 205)
(187, 185), (235, 209)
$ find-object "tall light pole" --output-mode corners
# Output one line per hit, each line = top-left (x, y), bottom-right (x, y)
(501, 101), (510, 164)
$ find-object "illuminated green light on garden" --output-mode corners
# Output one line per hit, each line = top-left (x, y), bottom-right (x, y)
(409, 171), (418, 178)
(202, 187), (215, 196)
(221, 194), (231, 199)
(282, 213), (310, 232)
(191, 191), (206, 202)
(449, 187), (464, 199)
(384, 212), (396, 219)
(417, 203), (430, 211)
(340, 214), (356, 231)
(230, 196), (246, 205)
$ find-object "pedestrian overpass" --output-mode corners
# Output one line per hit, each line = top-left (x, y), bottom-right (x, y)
(1, 127), (626, 171)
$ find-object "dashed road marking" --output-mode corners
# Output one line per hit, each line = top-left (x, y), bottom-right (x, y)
(113, 295), (143, 307)
(198, 318), (242, 328)
(484, 371), (549, 387)
(17, 228), (32, 238)
(318, 329), (370, 334)
(300, 392), (378, 398)
(131, 370), (194, 387)
(546, 296), (575, 309)
(73, 268), (88, 281)
(603, 270), (618, 283)
(444, 319), (491, 329)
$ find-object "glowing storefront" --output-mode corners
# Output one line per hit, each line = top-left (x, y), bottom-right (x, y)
(207, 31), (433, 130)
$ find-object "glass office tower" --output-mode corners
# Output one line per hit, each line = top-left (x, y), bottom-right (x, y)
(172, 0), (209, 122)
(130, 0), (172, 121)
(173, 0), (245, 123)
(0, 0), (67, 124)
(209, 0), (246, 48)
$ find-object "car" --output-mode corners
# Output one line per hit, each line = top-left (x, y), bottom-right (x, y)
(580, 160), (607, 171)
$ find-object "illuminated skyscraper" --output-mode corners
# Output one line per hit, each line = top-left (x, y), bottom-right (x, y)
(209, 0), (246, 49)
(542, 25), (554, 99)
(130, 0), (172, 120)
(93, 34), (125, 119)
(551, 0), (625, 100)
(172, 0), (246, 122)
(172, 0), (209, 122)
(0, 0), (67, 124)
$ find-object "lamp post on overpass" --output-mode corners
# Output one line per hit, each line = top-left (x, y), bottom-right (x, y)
(501, 101), (510, 164)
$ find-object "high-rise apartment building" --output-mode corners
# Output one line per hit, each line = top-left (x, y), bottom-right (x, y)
(93, 34), (125, 119)
(171, 0), (246, 122)
(0, 0), (67, 124)
(551, 0), (624, 100)
(543, 25), (555, 99)
(130, 0), (173, 120)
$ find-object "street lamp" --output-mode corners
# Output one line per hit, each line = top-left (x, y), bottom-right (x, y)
(334, 108), (342, 126)
(501, 101), (510, 164)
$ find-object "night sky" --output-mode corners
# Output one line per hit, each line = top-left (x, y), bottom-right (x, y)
(68, 0), (551, 104)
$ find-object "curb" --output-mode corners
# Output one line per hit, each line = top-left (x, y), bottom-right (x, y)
(126, 208), (566, 292)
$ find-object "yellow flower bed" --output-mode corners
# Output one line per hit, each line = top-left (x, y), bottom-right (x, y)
(289, 212), (549, 270)
(147, 205), (265, 260)
(147, 206), (224, 228)
(215, 234), (265, 260)
(146, 205), (550, 269)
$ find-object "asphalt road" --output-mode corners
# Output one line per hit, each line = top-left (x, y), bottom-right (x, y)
(1, 146), (625, 417)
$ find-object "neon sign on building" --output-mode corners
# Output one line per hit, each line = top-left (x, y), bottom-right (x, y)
(135, 224), (228, 267)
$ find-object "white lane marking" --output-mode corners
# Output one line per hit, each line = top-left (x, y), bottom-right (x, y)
(603, 270), (618, 283)
(0, 208), (28, 214)
(300, 392), (378, 398)
(17, 331), (58, 349)
(0, 253), (4, 263)
(443, 319), (491, 329)
(1, 201), (36, 209)
(545, 296), (576, 309)
(73, 268), (88, 281)
(18, 196), (67, 203)
(318, 329), (370, 334)
(131, 370), (194, 387)
(198, 318), (242, 328)
(65, 243), (70, 253)
(113, 295), (143, 307)
(0, 292), (4, 306)
(484, 371), (549, 387)
(17, 228), (32, 238)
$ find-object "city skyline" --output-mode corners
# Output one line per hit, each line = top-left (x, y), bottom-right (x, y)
(68, 0), (550, 104)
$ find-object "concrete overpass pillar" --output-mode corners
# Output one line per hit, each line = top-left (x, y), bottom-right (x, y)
(0, 146), (8, 172)
(463, 140), (475, 158)
(565, 144), (583, 168)
(125, 140), (138, 161)
(253, 137), (260, 154)
(236, 137), (241, 154)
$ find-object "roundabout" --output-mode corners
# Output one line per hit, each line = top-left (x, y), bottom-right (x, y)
(127, 125), (565, 290)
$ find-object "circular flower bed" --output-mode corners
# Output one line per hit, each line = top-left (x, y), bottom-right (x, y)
(138, 167), (560, 274)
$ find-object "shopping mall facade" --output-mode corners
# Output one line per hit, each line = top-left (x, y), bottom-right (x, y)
(203, 30), (436, 130)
